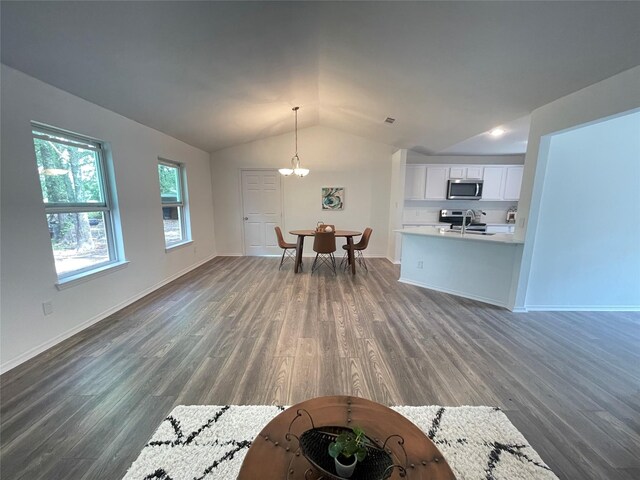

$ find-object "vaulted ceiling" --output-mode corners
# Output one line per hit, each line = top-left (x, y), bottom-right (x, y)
(2, 2), (639, 155)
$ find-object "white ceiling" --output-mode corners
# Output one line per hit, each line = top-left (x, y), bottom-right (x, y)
(438, 115), (531, 155)
(2, 2), (639, 155)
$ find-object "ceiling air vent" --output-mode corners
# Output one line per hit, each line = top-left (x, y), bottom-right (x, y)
(384, 117), (396, 124)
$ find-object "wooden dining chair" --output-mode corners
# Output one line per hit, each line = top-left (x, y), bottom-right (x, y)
(274, 226), (297, 270)
(341, 227), (373, 272)
(312, 231), (337, 275)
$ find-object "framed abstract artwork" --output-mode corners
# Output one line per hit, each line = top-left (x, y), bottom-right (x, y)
(321, 187), (344, 210)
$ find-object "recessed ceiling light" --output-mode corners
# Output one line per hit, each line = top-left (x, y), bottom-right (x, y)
(384, 117), (396, 124)
(489, 127), (505, 137)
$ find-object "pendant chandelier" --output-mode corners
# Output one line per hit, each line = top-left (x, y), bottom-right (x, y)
(279, 106), (309, 177)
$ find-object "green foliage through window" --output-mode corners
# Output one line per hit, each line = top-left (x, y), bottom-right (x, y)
(159, 164), (181, 203)
(33, 135), (103, 205)
(158, 160), (188, 247)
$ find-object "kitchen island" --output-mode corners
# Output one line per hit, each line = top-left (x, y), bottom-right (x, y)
(396, 226), (524, 309)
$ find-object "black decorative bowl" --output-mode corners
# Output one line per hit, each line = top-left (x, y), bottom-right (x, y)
(299, 427), (394, 480)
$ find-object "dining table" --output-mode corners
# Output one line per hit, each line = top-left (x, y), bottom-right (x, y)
(289, 229), (362, 275)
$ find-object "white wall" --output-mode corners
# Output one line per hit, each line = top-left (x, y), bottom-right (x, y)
(386, 149), (406, 262)
(406, 152), (525, 165)
(525, 110), (640, 309)
(513, 65), (640, 310)
(0, 65), (217, 372)
(211, 125), (394, 256)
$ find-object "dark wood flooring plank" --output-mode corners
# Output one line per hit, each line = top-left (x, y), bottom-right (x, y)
(1, 257), (638, 480)
(290, 338), (320, 403)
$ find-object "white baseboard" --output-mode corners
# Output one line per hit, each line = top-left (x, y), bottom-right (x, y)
(299, 253), (386, 257)
(524, 304), (640, 312)
(385, 256), (401, 265)
(398, 277), (510, 310)
(511, 307), (529, 313)
(0, 254), (217, 374)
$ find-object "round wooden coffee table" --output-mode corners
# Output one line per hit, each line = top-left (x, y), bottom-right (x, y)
(238, 395), (456, 479)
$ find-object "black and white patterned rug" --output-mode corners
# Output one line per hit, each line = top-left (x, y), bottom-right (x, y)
(123, 405), (558, 479)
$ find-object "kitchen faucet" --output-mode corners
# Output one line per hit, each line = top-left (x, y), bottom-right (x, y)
(461, 209), (475, 235)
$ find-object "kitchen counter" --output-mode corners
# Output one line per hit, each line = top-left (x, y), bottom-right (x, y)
(402, 222), (515, 227)
(396, 227), (524, 309)
(396, 226), (523, 244)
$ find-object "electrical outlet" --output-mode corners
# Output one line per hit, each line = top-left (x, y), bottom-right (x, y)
(417, 261), (424, 269)
(42, 301), (53, 316)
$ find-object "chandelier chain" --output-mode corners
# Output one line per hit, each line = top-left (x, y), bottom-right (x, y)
(294, 106), (299, 157)
(279, 106), (307, 177)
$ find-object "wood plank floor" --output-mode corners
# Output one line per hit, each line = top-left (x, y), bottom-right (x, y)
(1, 256), (639, 479)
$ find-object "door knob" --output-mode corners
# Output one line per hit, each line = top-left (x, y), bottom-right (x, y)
(243, 217), (248, 220)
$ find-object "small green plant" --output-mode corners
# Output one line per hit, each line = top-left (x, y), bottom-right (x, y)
(328, 426), (368, 463)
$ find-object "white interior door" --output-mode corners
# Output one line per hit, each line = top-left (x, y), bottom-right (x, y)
(241, 170), (282, 255)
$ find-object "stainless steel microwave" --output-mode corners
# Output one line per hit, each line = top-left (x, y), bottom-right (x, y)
(447, 179), (483, 200)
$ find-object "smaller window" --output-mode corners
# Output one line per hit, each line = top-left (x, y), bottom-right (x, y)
(158, 160), (190, 247)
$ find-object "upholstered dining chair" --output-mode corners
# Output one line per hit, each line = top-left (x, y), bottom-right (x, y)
(274, 226), (297, 270)
(341, 227), (373, 272)
(312, 230), (337, 274)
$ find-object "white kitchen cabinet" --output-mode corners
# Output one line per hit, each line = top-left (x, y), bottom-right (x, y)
(404, 163), (523, 202)
(449, 167), (465, 179)
(425, 167), (448, 199)
(404, 165), (427, 199)
(503, 166), (524, 201)
(481, 167), (505, 201)
(448, 166), (484, 180)
(481, 166), (523, 201)
(466, 167), (484, 179)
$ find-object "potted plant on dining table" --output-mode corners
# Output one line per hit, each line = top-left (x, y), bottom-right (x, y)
(328, 426), (368, 478)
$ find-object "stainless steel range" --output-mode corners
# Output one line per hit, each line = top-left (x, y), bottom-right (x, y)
(439, 209), (487, 232)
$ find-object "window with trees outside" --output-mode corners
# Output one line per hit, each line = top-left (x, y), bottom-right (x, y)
(31, 125), (122, 280)
(158, 160), (190, 248)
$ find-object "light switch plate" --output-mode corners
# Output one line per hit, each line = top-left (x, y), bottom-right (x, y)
(43, 301), (53, 315)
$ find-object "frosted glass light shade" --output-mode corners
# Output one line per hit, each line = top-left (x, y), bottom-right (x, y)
(280, 107), (309, 177)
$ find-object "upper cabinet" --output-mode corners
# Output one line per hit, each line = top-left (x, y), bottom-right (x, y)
(503, 166), (523, 201)
(448, 167), (465, 179)
(404, 163), (524, 202)
(448, 166), (483, 180)
(466, 167), (484, 180)
(481, 167), (505, 201)
(480, 165), (523, 202)
(425, 167), (448, 199)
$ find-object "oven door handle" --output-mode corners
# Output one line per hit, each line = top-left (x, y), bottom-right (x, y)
(475, 183), (480, 197)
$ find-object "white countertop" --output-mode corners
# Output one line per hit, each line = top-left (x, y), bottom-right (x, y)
(395, 226), (524, 244)
(401, 221), (515, 227)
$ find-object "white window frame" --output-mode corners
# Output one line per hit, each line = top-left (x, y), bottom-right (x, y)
(31, 123), (124, 282)
(158, 159), (191, 249)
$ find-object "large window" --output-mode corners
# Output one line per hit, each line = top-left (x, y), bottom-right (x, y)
(31, 125), (121, 280)
(158, 160), (190, 247)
